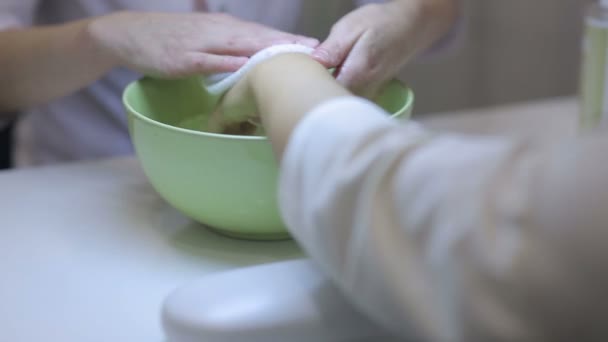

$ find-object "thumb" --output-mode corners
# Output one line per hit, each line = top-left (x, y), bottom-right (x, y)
(311, 24), (363, 68)
(214, 77), (258, 128)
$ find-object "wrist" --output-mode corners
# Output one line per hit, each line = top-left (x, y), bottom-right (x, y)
(417, 0), (458, 37)
(390, 0), (458, 52)
(85, 13), (125, 71)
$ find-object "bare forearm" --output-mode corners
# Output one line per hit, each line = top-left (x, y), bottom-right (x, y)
(250, 55), (351, 159)
(0, 18), (116, 113)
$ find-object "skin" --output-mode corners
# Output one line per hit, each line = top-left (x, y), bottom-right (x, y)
(215, 53), (351, 159)
(0, 11), (318, 113)
(312, 0), (458, 98)
(0, 0), (457, 117)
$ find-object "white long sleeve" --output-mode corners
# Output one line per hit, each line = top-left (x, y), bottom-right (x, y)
(279, 97), (608, 341)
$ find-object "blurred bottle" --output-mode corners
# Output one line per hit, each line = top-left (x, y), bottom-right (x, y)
(580, 0), (608, 130)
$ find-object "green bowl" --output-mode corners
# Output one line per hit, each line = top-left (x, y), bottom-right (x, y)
(123, 77), (414, 240)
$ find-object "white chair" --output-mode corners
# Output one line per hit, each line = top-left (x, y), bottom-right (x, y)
(163, 259), (403, 342)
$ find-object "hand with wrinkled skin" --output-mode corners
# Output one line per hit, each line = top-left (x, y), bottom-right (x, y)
(311, 0), (457, 98)
(0, 11), (319, 112)
(90, 11), (320, 78)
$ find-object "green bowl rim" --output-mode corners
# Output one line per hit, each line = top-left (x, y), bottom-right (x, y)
(122, 78), (415, 141)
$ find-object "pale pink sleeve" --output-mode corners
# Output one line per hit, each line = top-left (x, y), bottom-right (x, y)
(354, 0), (389, 5)
(0, 0), (40, 30)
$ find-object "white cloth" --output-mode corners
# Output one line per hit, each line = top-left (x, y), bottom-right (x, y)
(0, 0), (388, 166)
(279, 96), (608, 341)
(203, 44), (314, 97)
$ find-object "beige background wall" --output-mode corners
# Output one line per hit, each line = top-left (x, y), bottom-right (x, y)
(402, 0), (592, 114)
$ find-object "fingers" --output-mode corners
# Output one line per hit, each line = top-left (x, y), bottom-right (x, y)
(214, 74), (258, 132)
(309, 4), (405, 97)
(177, 53), (249, 76)
(334, 31), (387, 98)
(295, 36), (321, 48)
(203, 16), (319, 56)
(205, 34), (319, 57)
(206, 109), (226, 134)
(311, 22), (363, 68)
(334, 34), (372, 94)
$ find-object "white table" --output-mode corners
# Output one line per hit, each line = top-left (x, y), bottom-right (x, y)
(422, 96), (578, 139)
(0, 159), (304, 341)
(0, 97), (578, 341)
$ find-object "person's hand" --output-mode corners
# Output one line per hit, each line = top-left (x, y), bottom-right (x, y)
(311, 0), (457, 98)
(211, 53), (351, 156)
(88, 11), (319, 78)
(207, 53), (349, 137)
(206, 72), (258, 135)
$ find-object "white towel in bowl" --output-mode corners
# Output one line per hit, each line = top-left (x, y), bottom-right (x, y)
(203, 44), (315, 97)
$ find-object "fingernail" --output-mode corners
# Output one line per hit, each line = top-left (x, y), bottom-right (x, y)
(311, 49), (330, 63)
(299, 37), (320, 47)
(310, 49), (324, 58)
(223, 56), (248, 72)
(232, 56), (249, 66)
